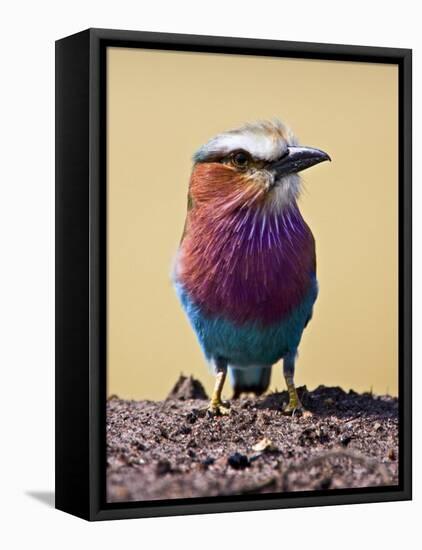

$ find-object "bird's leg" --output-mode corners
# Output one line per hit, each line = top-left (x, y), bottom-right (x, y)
(282, 351), (305, 416)
(208, 358), (230, 416)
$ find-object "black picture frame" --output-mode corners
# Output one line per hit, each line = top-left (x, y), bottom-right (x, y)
(55, 28), (412, 521)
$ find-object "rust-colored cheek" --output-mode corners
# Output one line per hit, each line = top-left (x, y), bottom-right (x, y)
(189, 163), (265, 207)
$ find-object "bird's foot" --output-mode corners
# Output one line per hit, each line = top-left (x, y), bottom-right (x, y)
(207, 399), (231, 417)
(282, 400), (312, 418)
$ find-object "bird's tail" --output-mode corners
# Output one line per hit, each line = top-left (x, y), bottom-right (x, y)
(229, 365), (272, 398)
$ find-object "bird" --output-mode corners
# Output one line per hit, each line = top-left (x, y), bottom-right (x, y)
(173, 120), (330, 415)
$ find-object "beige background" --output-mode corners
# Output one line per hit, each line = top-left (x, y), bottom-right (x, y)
(107, 47), (398, 400)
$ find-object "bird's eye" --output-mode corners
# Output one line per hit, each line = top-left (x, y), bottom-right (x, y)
(231, 151), (250, 169)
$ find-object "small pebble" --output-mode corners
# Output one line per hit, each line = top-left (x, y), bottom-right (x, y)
(340, 434), (352, 447)
(319, 477), (332, 490)
(155, 459), (172, 475)
(227, 452), (250, 470)
(252, 437), (277, 452)
(186, 411), (198, 424)
(388, 448), (397, 461)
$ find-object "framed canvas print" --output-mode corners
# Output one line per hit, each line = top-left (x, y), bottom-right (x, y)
(55, 28), (412, 521)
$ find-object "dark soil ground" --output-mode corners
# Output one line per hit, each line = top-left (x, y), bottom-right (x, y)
(107, 375), (399, 503)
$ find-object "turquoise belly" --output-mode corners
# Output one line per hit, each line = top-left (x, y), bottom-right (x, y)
(175, 280), (318, 366)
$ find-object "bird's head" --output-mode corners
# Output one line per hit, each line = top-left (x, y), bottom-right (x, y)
(189, 120), (330, 214)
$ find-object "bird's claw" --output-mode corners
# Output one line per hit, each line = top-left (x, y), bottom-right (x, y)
(282, 401), (312, 418)
(207, 400), (231, 417)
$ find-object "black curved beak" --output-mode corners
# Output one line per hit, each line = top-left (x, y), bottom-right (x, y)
(270, 146), (331, 180)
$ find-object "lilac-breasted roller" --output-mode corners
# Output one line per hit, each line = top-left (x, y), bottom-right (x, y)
(174, 120), (330, 415)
